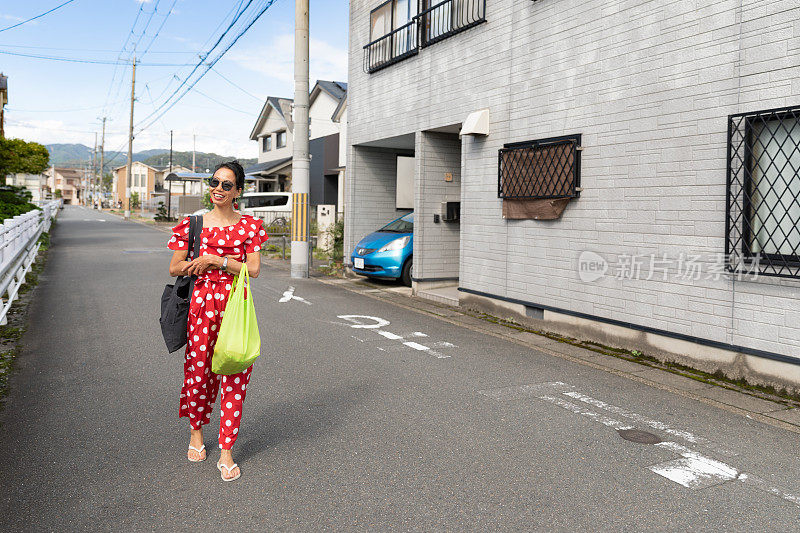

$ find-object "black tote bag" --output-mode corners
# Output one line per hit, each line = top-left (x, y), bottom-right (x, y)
(159, 215), (202, 352)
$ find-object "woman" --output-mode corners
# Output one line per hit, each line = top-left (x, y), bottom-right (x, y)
(167, 161), (267, 481)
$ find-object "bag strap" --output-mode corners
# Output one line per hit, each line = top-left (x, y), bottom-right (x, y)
(186, 215), (203, 261)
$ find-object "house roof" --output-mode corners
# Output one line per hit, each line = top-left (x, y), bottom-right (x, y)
(310, 80), (347, 108)
(332, 90), (347, 122)
(249, 97), (293, 141)
(244, 156), (293, 177)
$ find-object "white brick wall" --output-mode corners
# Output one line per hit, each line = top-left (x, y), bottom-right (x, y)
(347, 0), (800, 360)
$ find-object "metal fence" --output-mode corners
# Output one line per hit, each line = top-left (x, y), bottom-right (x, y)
(726, 104), (800, 279)
(0, 200), (61, 325)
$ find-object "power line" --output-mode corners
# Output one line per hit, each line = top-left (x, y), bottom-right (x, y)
(211, 67), (262, 101)
(0, 49), (196, 66)
(134, 0), (257, 128)
(135, 0), (277, 134)
(193, 88), (252, 115)
(0, 43), (193, 54)
(0, 0), (77, 33)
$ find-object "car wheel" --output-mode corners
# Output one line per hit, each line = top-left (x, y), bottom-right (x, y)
(401, 257), (412, 287)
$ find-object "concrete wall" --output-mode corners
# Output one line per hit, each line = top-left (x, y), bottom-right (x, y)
(347, 0), (800, 371)
(413, 131), (462, 281)
(344, 146), (407, 261)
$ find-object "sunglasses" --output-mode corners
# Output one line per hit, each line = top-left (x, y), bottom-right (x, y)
(207, 177), (236, 191)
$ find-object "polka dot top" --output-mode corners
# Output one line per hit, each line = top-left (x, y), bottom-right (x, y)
(168, 214), (268, 282)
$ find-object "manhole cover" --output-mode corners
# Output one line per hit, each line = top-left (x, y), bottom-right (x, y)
(617, 429), (661, 445)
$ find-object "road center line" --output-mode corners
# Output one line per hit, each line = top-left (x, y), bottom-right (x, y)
(377, 330), (403, 340)
(403, 341), (430, 351)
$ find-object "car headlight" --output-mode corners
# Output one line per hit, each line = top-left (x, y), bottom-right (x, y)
(377, 236), (410, 253)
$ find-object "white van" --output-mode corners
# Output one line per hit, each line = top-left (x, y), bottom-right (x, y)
(238, 192), (292, 223)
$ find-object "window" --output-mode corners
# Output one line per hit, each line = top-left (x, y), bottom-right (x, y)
(276, 130), (287, 148)
(363, 0), (419, 73)
(498, 135), (582, 199)
(262, 135), (272, 152)
(727, 105), (800, 278)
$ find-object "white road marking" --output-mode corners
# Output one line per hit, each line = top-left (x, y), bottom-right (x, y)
(563, 391), (702, 446)
(480, 381), (800, 507)
(279, 286), (312, 305)
(377, 330), (403, 340)
(649, 442), (740, 489)
(412, 332), (428, 337)
(431, 341), (456, 348)
(338, 315), (390, 329)
(426, 350), (451, 359)
(478, 382), (573, 401)
(403, 341), (430, 351)
(539, 395), (634, 431)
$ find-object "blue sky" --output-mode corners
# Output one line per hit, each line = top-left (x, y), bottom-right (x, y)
(1, 0), (349, 160)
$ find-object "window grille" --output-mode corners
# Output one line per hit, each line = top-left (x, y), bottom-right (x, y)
(498, 135), (581, 199)
(726, 105), (800, 279)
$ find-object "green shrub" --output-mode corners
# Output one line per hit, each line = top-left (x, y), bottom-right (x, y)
(0, 186), (40, 222)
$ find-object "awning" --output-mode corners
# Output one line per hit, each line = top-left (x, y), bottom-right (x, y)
(165, 172), (212, 182)
(244, 157), (292, 177)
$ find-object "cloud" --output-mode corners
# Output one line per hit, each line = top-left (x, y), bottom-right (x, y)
(228, 34), (348, 94)
(1, 14), (27, 23)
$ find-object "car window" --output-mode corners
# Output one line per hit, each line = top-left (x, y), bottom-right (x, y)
(380, 213), (413, 232)
(239, 195), (290, 208)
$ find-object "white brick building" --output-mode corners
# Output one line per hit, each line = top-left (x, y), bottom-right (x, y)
(345, 0), (800, 390)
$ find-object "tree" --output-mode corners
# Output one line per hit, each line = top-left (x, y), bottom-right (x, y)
(0, 138), (50, 184)
(102, 172), (113, 192)
(130, 191), (140, 210)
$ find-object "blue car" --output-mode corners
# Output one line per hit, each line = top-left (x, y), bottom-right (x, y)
(351, 212), (413, 286)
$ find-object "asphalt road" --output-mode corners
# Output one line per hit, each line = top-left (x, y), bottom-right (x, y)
(1, 206), (799, 532)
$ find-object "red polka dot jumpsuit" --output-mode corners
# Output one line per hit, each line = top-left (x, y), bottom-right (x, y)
(168, 215), (267, 449)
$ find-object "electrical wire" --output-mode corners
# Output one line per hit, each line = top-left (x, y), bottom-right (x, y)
(0, 49), (196, 66)
(0, 0), (77, 33)
(211, 67), (262, 102)
(192, 88), (252, 115)
(135, 0), (276, 135)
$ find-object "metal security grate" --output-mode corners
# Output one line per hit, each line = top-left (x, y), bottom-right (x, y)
(726, 105), (800, 279)
(498, 135), (581, 199)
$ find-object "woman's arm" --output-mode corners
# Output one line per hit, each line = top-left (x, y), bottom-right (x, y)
(169, 249), (191, 277)
(184, 253), (261, 278)
(217, 253), (261, 278)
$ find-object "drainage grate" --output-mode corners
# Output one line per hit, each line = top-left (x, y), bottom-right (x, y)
(617, 429), (662, 445)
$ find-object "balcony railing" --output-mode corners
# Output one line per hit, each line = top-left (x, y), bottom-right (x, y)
(362, 0), (486, 74)
(418, 0), (486, 48)
(363, 19), (419, 74)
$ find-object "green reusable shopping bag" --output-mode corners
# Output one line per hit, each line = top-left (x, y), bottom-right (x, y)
(211, 264), (261, 375)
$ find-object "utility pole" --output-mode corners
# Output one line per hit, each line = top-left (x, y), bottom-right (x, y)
(92, 132), (97, 208)
(124, 57), (136, 220)
(167, 129), (173, 219)
(100, 117), (106, 207)
(291, 0), (310, 279)
(192, 133), (196, 172)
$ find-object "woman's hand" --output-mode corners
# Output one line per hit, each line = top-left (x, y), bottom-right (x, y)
(186, 255), (222, 276)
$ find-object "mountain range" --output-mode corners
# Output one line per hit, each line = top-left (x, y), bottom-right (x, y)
(45, 144), (256, 173)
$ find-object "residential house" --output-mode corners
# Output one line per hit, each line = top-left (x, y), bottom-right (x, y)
(6, 173), (46, 203)
(112, 161), (158, 206)
(45, 167), (85, 205)
(247, 97), (294, 193)
(246, 81), (347, 209)
(346, 0), (800, 391)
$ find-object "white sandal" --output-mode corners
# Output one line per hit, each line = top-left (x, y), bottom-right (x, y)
(217, 461), (241, 482)
(187, 444), (206, 462)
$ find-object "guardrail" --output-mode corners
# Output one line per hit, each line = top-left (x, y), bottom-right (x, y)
(0, 200), (61, 325)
